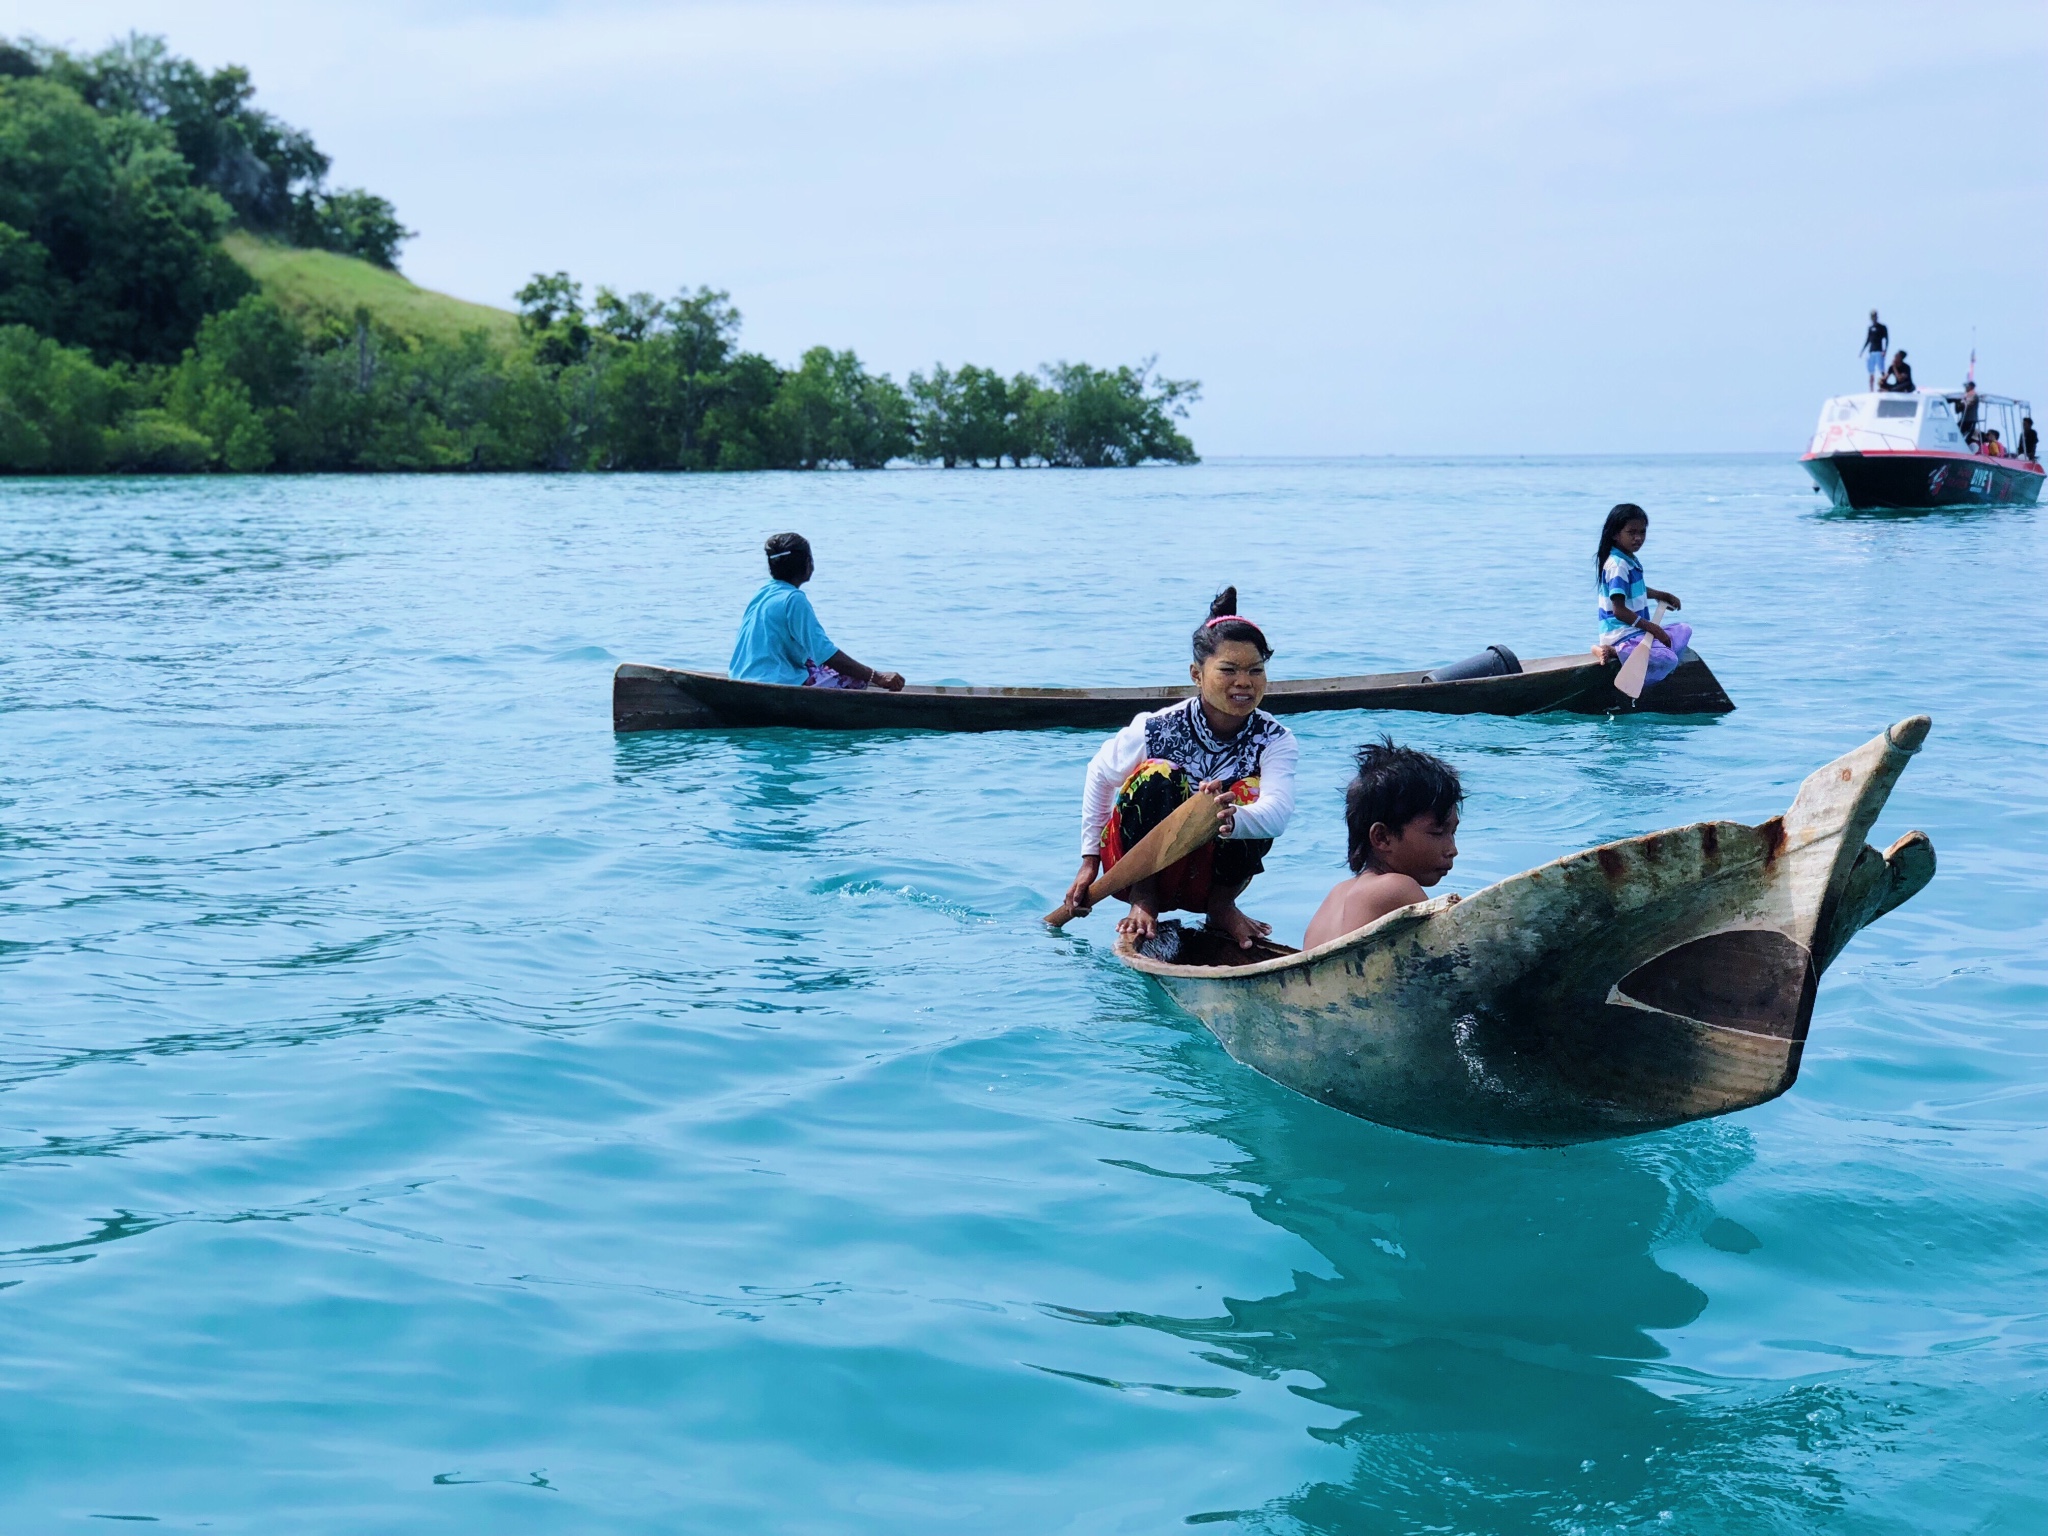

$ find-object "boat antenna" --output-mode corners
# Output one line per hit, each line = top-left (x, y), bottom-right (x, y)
(1968, 327), (1976, 387)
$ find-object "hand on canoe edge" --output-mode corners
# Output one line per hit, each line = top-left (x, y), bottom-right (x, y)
(872, 670), (905, 692)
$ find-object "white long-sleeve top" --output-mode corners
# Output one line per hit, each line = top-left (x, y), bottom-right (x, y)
(1080, 699), (1298, 855)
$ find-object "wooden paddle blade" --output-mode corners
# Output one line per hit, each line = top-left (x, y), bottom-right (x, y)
(1043, 792), (1226, 927)
(1614, 637), (1652, 700)
(1095, 793), (1226, 897)
(1613, 601), (1668, 703)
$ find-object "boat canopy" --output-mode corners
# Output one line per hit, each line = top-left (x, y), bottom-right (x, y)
(1936, 390), (2032, 456)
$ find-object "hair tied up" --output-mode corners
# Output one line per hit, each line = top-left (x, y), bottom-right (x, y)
(764, 530), (813, 578)
(1192, 585), (1273, 662)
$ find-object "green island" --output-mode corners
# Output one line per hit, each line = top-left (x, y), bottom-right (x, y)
(0, 34), (1197, 474)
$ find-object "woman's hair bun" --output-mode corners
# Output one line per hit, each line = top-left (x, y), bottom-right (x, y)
(1191, 584), (1272, 662)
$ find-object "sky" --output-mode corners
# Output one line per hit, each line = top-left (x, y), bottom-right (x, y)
(11, 1), (2046, 454)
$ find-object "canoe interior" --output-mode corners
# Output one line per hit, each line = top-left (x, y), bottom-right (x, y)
(1133, 923), (1300, 969)
(613, 649), (1733, 733)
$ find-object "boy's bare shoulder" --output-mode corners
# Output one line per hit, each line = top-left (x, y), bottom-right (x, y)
(1357, 870), (1427, 913)
(1306, 871), (1430, 949)
(1304, 876), (1364, 950)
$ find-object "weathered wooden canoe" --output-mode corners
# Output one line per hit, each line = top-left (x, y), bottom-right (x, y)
(613, 649), (1734, 732)
(1117, 717), (1936, 1146)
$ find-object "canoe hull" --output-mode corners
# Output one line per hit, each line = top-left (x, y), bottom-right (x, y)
(1121, 719), (1934, 1146)
(613, 651), (1734, 733)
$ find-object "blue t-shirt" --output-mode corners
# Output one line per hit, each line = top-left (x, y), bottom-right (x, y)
(729, 580), (836, 685)
(1596, 549), (1648, 643)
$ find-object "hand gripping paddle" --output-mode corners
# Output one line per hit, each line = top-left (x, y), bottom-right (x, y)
(1044, 792), (1225, 927)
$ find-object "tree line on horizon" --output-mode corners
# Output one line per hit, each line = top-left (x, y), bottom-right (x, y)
(0, 33), (1198, 475)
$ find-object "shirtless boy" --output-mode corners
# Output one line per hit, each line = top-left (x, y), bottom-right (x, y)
(1302, 738), (1462, 950)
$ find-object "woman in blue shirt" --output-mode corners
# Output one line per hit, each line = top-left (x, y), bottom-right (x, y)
(728, 533), (904, 690)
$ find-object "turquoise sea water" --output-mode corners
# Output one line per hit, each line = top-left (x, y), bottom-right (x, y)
(1, 458), (2043, 1533)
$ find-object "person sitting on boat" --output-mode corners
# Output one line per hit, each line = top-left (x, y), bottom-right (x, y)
(728, 532), (905, 691)
(1063, 588), (1297, 952)
(1591, 503), (1692, 687)
(1861, 310), (1889, 392)
(1981, 429), (2005, 458)
(2022, 416), (2038, 462)
(1880, 351), (1915, 393)
(1302, 738), (1462, 950)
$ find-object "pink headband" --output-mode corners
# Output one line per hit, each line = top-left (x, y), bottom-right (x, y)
(1205, 614), (1261, 630)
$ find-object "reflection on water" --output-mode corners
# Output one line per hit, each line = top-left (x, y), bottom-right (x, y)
(1092, 1022), (1909, 1529)
(1814, 501), (2021, 524)
(614, 727), (905, 856)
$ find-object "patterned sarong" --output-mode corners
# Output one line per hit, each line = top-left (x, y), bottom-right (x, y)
(803, 661), (868, 689)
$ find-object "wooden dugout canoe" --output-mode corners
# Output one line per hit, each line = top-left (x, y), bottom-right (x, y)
(1116, 717), (1936, 1147)
(612, 649), (1734, 733)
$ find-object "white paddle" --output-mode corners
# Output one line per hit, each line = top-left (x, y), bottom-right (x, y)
(1613, 601), (1668, 701)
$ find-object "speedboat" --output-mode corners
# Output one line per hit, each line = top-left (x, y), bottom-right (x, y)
(1801, 389), (2043, 509)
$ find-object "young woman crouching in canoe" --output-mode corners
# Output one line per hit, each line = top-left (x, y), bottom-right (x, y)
(1062, 588), (1298, 951)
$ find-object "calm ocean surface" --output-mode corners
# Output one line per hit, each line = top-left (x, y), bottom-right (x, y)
(1, 457), (2043, 1533)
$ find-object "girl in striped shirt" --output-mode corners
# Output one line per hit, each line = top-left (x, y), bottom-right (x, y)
(1593, 503), (1691, 685)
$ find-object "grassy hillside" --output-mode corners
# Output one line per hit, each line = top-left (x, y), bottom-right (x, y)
(222, 232), (520, 348)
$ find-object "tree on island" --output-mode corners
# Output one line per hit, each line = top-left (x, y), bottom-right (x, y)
(0, 71), (252, 363)
(23, 33), (411, 268)
(910, 360), (1198, 469)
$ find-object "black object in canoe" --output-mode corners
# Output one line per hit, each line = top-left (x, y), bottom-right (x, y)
(612, 647), (1733, 733)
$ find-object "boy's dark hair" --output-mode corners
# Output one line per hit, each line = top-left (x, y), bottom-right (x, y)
(1345, 736), (1462, 873)
(1594, 502), (1647, 574)
(1191, 585), (1273, 662)
(765, 531), (812, 580)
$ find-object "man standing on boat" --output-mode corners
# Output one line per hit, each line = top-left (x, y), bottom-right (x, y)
(1956, 380), (1981, 445)
(1862, 311), (1889, 392)
(729, 533), (905, 691)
